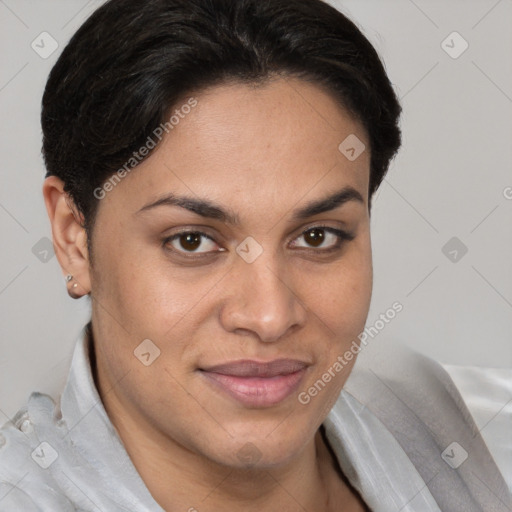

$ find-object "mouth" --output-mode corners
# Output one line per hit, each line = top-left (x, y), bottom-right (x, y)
(198, 359), (309, 408)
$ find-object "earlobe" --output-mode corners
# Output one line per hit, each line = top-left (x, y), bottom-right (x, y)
(42, 176), (92, 298)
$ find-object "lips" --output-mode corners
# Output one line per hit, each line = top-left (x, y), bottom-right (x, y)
(199, 359), (309, 407)
(201, 359), (308, 377)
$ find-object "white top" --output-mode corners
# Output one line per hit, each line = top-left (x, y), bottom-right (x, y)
(441, 364), (512, 494)
(0, 324), (510, 511)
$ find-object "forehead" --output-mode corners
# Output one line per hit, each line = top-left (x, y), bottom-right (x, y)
(99, 77), (370, 216)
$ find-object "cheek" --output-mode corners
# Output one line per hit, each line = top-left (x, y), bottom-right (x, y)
(92, 228), (201, 333)
(305, 238), (372, 336)
(298, 251), (372, 416)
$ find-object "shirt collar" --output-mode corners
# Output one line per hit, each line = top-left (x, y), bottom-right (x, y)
(60, 322), (164, 511)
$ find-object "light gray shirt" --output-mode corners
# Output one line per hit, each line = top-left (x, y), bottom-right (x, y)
(0, 324), (510, 511)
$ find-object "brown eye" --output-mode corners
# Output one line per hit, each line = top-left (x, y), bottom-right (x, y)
(292, 226), (354, 251)
(303, 228), (325, 248)
(163, 231), (220, 254)
(179, 232), (202, 251)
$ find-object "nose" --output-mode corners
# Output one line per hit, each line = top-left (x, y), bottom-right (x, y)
(219, 253), (307, 343)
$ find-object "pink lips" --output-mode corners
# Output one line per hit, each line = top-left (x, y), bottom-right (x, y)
(199, 359), (308, 407)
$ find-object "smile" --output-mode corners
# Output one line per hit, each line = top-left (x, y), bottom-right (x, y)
(198, 359), (309, 407)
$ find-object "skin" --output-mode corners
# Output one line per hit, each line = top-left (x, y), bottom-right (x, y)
(43, 76), (372, 512)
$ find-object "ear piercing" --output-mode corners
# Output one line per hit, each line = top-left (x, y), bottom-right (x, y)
(65, 274), (78, 288)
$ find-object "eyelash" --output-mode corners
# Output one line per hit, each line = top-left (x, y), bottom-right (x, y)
(162, 225), (355, 260)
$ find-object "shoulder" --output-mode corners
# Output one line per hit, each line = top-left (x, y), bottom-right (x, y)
(0, 393), (75, 511)
(345, 338), (477, 425)
(342, 339), (512, 509)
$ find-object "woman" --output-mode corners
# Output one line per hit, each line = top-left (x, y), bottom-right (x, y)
(0, 0), (510, 510)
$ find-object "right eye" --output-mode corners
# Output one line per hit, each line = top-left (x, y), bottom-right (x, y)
(162, 230), (223, 256)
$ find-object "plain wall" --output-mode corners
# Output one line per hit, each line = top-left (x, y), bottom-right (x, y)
(1, 0), (511, 419)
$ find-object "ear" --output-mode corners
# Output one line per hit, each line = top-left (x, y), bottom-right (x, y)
(42, 176), (91, 298)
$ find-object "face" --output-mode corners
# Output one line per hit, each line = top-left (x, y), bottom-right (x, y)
(87, 76), (372, 469)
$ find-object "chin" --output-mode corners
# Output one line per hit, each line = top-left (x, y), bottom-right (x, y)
(200, 426), (312, 471)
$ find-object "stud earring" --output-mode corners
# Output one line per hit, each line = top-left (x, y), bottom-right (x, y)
(65, 274), (78, 288)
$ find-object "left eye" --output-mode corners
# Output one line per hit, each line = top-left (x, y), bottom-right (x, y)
(291, 226), (352, 250)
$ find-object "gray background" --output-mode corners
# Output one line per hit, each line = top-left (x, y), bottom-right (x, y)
(1, 0), (511, 419)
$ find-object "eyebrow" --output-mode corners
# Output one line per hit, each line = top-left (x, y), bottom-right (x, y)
(135, 186), (364, 225)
